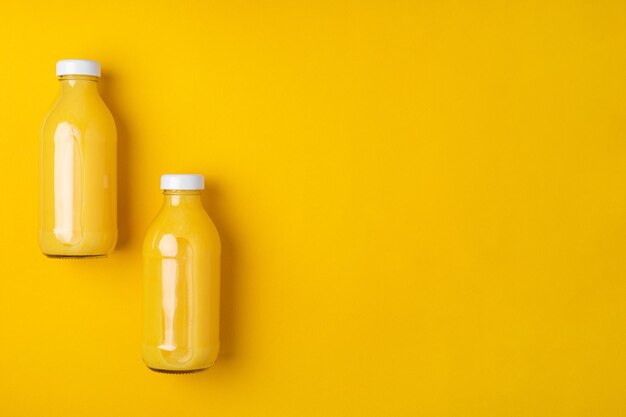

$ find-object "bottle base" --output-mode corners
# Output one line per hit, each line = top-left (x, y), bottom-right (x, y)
(147, 365), (213, 374)
(44, 254), (108, 259)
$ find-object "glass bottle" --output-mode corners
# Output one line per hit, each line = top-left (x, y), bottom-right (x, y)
(142, 174), (221, 373)
(40, 59), (117, 258)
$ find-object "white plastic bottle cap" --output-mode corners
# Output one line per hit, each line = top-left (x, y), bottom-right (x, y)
(160, 174), (205, 190)
(56, 59), (101, 77)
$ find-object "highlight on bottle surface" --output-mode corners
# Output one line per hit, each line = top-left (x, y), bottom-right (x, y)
(40, 59), (117, 258)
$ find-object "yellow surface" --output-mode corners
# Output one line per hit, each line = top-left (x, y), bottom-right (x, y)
(1, 0), (626, 415)
(40, 75), (117, 256)
(143, 191), (220, 372)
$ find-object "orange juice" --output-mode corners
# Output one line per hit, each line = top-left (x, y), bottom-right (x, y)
(40, 59), (117, 257)
(142, 175), (221, 372)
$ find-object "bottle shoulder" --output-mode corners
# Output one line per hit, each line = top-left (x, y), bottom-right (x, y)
(43, 91), (115, 122)
(143, 207), (220, 253)
(42, 97), (116, 139)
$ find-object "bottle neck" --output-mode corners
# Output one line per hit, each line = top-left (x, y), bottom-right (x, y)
(162, 190), (203, 209)
(58, 75), (100, 96)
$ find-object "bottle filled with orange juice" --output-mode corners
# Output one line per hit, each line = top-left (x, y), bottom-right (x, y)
(40, 59), (117, 258)
(142, 175), (221, 373)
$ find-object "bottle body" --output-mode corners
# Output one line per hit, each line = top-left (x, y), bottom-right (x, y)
(142, 190), (221, 372)
(40, 75), (117, 257)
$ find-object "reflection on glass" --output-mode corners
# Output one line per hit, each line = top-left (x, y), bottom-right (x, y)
(53, 121), (83, 246)
(158, 234), (193, 364)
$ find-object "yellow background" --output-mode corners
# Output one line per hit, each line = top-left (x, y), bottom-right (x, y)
(1, 0), (626, 415)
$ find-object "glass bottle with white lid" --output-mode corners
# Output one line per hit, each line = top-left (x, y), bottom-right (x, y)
(40, 59), (117, 258)
(142, 174), (221, 373)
